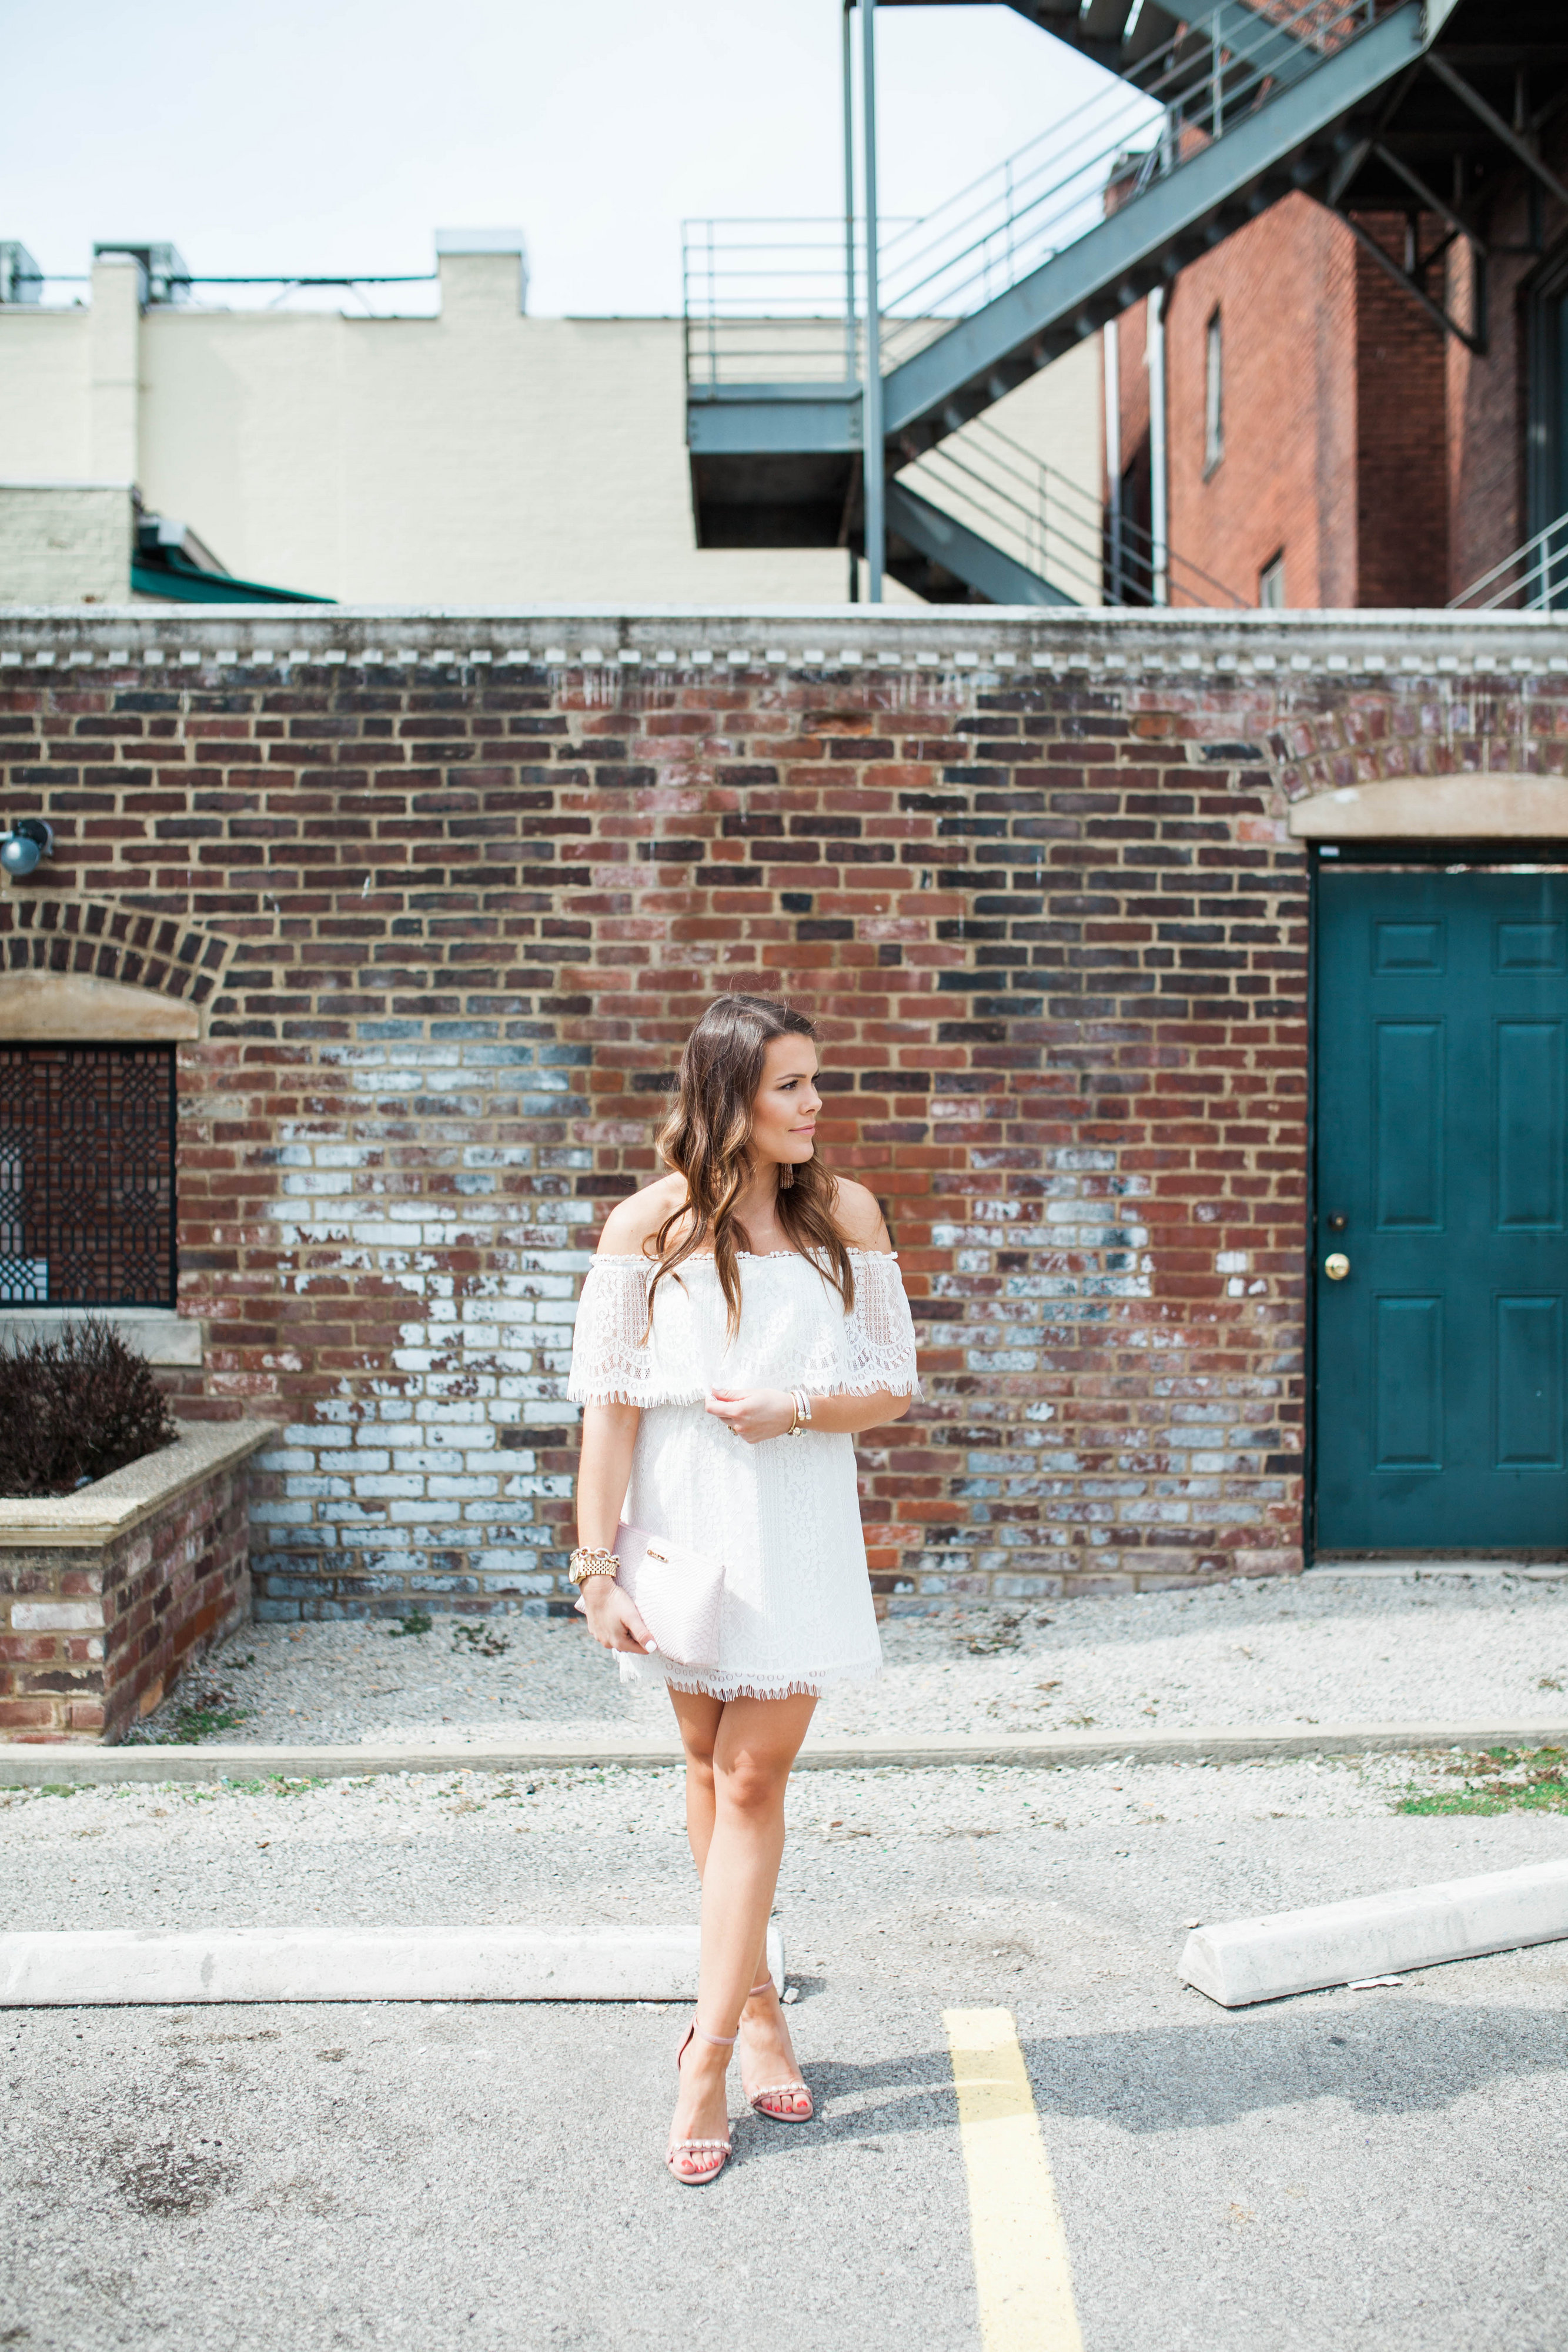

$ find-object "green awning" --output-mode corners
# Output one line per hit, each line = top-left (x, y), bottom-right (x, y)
(131, 544), (335, 605)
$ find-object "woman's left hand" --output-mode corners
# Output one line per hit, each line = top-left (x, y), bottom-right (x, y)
(705, 1386), (796, 1445)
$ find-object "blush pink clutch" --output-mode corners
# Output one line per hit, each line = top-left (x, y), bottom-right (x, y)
(611, 1519), (726, 1669)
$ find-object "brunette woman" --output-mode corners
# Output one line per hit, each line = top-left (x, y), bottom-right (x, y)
(566, 995), (919, 2184)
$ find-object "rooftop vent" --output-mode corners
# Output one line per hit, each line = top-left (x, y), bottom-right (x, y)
(0, 242), (41, 306)
(92, 242), (191, 306)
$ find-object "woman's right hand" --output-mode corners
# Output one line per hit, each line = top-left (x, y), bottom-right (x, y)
(579, 1576), (658, 1656)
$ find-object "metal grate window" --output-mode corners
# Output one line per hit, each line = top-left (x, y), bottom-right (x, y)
(0, 1045), (176, 1307)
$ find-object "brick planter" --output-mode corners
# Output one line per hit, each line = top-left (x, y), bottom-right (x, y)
(0, 1421), (275, 1743)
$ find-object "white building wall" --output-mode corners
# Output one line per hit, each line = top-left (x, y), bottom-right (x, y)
(0, 309), (93, 479)
(0, 483), (131, 603)
(0, 244), (1103, 608)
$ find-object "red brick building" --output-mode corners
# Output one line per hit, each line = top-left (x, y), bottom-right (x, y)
(0, 607), (1564, 1656)
(1114, 123), (1568, 610)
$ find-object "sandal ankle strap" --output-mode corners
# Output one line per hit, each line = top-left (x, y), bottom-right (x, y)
(694, 2020), (737, 2046)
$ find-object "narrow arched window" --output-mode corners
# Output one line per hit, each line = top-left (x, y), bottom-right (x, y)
(1204, 309), (1224, 475)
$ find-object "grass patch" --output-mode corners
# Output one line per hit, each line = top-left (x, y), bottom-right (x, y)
(389, 1609), (433, 1639)
(1398, 1746), (1568, 1815)
(166, 1705), (248, 1745)
(133, 1676), (248, 1745)
(452, 1621), (510, 1658)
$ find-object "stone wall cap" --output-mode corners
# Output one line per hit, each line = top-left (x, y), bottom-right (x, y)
(1290, 771), (1568, 838)
(0, 1419), (277, 1551)
(2, 604), (1568, 646)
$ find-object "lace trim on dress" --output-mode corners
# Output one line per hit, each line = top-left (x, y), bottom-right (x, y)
(566, 1245), (920, 1406)
(623, 1657), (881, 1702)
(564, 1255), (664, 1407)
(837, 1249), (921, 1399)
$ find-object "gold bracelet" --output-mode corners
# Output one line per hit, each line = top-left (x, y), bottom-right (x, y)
(569, 1546), (620, 1588)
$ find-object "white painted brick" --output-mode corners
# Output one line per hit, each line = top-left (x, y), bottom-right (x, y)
(11, 1600), (104, 1632)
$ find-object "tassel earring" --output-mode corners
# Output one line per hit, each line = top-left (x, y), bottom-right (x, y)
(778, 1164), (794, 1190)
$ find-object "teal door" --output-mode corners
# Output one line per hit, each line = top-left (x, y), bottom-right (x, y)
(1315, 869), (1568, 1549)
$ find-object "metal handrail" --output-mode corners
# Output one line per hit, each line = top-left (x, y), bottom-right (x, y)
(684, 0), (1384, 392)
(876, 0), (1377, 350)
(899, 413), (1248, 608)
(1448, 513), (1568, 611)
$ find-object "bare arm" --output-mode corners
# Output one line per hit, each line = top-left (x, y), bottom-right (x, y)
(706, 1386), (911, 1442)
(576, 1400), (640, 1553)
(574, 1401), (659, 1656)
(573, 1177), (691, 1661)
(706, 1178), (914, 1444)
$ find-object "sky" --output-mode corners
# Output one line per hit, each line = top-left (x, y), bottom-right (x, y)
(0, 0), (1111, 316)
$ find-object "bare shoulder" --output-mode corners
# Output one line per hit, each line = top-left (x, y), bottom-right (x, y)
(596, 1174), (687, 1259)
(831, 1177), (893, 1254)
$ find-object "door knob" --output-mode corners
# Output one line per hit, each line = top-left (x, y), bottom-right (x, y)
(1324, 1252), (1350, 1281)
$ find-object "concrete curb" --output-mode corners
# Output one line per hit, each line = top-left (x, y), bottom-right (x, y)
(0, 1921), (786, 2006)
(1179, 1859), (1568, 2006)
(2, 1719), (1566, 1785)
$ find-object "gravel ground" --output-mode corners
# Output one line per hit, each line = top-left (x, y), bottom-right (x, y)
(132, 1571), (1568, 1748)
(0, 1748), (1484, 1936)
(0, 1748), (1546, 1953)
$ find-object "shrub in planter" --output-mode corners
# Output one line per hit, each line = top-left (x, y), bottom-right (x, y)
(0, 1317), (179, 1498)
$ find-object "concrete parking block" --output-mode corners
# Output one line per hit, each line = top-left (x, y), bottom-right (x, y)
(0, 1920), (785, 2007)
(1179, 1856), (1568, 2006)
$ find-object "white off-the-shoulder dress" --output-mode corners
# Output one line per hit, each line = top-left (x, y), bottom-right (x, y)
(566, 1247), (920, 1702)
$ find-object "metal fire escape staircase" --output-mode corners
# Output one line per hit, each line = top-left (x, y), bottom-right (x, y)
(686, 0), (1554, 605)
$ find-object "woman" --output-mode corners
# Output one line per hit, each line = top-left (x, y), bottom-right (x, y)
(566, 994), (920, 2185)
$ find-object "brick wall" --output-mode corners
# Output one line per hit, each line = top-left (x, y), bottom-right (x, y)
(1118, 165), (1567, 609)
(1, 1432), (259, 1742)
(1136, 194), (1360, 608)
(0, 611), (1560, 1619)
(1353, 219), (1449, 608)
(1442, 132), (1568, 599)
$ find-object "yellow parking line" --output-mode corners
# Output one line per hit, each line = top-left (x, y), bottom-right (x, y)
(944, 2007), (1084, 2352)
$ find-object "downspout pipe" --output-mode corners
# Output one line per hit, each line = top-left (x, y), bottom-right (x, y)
(842, 1), (857, 392)
(860, 0), (885, 602)
(843, 0), (858, 601)
(1148, 285), (1169, 608)
(1104, 320), (1122, 606)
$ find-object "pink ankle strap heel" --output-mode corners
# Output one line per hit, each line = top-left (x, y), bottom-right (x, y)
(667, 2019), (737, 2186)
(742, 1977), (814, 2124)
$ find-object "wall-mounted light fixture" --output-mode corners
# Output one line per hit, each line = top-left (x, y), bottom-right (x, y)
(0, 820), (54, 878)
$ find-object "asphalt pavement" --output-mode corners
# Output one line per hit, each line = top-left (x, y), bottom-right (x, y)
(2, 1759), (1566, 2351)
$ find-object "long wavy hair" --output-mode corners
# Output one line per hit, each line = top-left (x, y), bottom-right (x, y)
(647, 994), (854, 1337)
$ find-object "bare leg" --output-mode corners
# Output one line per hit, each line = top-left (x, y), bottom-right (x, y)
(673, 1689), (723, 1879)
(666, 1688), (815, 2170)
(670, 1690), (808, 2117)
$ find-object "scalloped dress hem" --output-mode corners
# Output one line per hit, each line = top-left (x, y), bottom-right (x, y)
(618, 1653), (882, 1703)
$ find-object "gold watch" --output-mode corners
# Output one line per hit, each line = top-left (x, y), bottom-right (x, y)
(569, 1546), (620, 1586)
